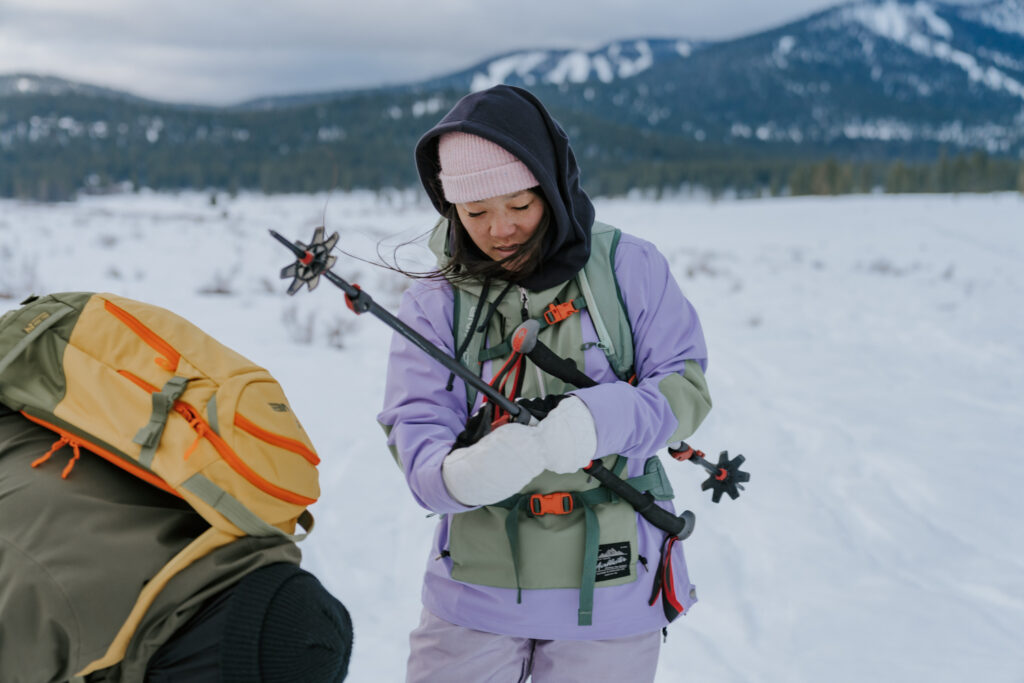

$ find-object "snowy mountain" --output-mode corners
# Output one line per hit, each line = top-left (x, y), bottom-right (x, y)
(2, 0), (1023, 199)
(415, 38), (706, 92)
(234, 0), (1024, 157)
(648, 0), (1024, 156)
(0, 73), (150, 101)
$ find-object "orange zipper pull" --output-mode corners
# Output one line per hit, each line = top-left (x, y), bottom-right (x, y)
(182, 411), (206, 461)
(32, 436), (69, 468)
(61, 441), (82, 478)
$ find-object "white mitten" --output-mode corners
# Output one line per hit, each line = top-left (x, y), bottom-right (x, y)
(442, 422), (546, 506)
(533, 395), (598, 474)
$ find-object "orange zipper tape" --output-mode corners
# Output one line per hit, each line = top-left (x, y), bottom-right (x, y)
(235, 414), (319, 466)
(104, 300), (181, 372)
(117, 370), (317, 506)
(21, 411), (181, 498)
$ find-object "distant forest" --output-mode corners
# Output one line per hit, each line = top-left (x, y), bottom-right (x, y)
(4, 82), (1023, 201)
(5, 147), (1023, 203)
(585, 152), (1024, 199)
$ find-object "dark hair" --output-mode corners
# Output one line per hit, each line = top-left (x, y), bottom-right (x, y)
(329, 186), (551, 287)
(349, 186), (551, 285)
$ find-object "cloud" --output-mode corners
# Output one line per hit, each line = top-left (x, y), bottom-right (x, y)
(0, 0), (995, 104)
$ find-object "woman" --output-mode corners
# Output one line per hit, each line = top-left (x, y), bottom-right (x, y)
(378, 84), (712, 682)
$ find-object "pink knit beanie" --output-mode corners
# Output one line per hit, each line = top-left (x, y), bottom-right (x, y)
(437, 132), (539, 203)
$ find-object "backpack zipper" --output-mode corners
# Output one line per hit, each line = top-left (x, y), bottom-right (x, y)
(104, 300), (180, 372)
(20, 411), (181, 496)
(104, 302), (319, 475)
(117, 371), (317, 506)
(235, 413), (319, 466)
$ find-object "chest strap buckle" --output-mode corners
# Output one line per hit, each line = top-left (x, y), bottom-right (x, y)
(543, 301), (580, 325)
(529, 492), (574, 516)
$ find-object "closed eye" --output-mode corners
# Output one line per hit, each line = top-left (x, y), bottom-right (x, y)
(512, 203), (531, 211)
(466, 210), (485, 218)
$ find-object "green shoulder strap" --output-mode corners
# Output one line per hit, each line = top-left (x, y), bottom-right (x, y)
(580, 223), (634, 382)
(451, 222), (635, 410)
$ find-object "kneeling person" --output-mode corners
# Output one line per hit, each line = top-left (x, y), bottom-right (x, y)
(0, 405), (352, 682)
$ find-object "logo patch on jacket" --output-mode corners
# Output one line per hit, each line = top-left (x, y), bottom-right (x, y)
(595, 542), (631, 582)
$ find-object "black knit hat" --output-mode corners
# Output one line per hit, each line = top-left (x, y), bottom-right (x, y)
(221, 563), (353, 683)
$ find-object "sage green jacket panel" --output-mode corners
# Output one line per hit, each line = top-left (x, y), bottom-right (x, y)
(568, 233), (712, 459)
(660, 359), (712, 445)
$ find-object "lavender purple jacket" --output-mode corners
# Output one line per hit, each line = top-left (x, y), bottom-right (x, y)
(378, 229), (711, 640)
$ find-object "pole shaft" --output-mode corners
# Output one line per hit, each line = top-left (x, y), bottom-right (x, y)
(322, 271), (523, 417)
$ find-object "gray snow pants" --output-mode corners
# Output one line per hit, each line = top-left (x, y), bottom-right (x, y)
(406, 608), (661, 683)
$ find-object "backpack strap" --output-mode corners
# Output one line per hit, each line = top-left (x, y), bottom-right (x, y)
(477, 297), (589, 363)
(494, 455), (673, 627)
(133, 376), (189, 467)
(76, 527), (238, 677)
(579, 223), (634, 382)
(451, 222), (634, 410)
(180, 473), (313, 540)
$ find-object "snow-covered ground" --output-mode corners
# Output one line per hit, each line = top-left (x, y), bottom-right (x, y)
(1, 190), (1021, 682)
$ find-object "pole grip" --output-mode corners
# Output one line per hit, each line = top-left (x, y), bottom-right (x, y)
(584, 460), (695, 539)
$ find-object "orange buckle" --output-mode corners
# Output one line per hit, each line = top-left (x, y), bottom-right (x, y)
(543, 301), (579, 325)
(529, 492), (574, 516)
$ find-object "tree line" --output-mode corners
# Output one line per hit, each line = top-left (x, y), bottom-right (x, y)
(2, 120), (1022, 202)
(5, 151), (1022, 203)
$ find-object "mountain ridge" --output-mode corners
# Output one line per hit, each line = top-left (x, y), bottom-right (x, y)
(2, 0), (1022, 199)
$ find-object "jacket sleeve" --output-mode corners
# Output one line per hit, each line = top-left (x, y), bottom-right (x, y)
(377, 282), (478, 514)
(571, 235), (711, 459)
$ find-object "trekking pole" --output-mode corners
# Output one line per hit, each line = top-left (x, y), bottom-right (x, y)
(506, 320), (699, 537)
(271, 227), (697, 538)
(270, 227), (530, 424)
(512, 321), (750, 506)
(583, 459), (696, 539)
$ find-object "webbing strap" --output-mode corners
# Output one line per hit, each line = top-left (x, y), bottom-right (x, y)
(205, 393), (220, 436)
(577, 502), (599, 626)
(494, 455), (673, 626)
(478, 298), (588, 362)
(502, 496), (528, 605)
(133, 376), (189, 467)
(498, 491), (601, 626)
(181, 473), (310, 540)
(576, 269), (614, 360)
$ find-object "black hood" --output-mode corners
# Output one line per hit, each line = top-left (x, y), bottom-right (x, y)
(415, 85), (595, 291)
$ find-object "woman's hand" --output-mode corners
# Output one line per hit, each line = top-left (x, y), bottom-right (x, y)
(441, 396), (598, 506)
(531, 396), (597, 474)
(442, 422), (546, 506)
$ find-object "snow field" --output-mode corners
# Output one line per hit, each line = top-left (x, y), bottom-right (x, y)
(1, 190), (1021, 682)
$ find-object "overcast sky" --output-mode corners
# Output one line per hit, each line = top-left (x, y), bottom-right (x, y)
(0, 0), (990, 105)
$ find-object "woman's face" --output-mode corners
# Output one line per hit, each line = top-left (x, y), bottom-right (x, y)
(455, 190), (545, 271)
